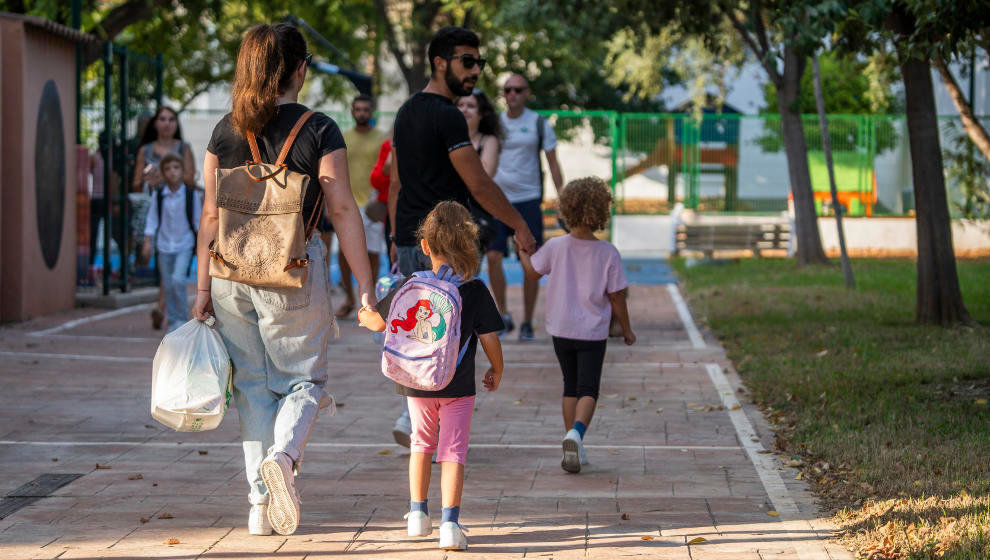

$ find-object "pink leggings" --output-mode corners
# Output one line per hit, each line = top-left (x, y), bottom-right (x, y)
(406, 395), (475, 465)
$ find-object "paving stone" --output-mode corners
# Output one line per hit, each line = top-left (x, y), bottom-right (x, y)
(0, 284), (846, 558)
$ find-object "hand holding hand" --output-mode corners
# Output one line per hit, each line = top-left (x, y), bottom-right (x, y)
(513, 227), (536, 256)
(483, 367), (502, 391)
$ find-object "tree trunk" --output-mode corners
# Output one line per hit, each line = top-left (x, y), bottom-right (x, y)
(776, 44), (828, 265)
(934, 56), (990, 163)
(900, 56), (972, 325)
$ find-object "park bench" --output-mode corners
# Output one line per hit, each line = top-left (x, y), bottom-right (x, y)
(674, 221), (791, 257)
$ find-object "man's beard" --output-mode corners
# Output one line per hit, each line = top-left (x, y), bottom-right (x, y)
(354, 116), (371, 126)
(445, 65), (474, 97)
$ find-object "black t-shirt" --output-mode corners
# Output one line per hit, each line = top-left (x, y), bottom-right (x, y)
(377, 277), (504, 398)
(206, 103), (346, 226)
(392, 92), (473, 246)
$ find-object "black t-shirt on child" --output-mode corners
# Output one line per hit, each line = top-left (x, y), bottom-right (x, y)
(206, 103), (346, 227)
(392, 92), (474, 246)
(376, 277), (504, 398)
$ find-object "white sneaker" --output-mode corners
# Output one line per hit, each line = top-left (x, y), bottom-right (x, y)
(248, 504), (273, 536)
(404, 510), (432, 537)
(393, 412), (412, 448)
(579, 443), (589, 466)
(260, 451), (301, 535)
(561, 429), (582, 473)
(438, 521), (468, 551)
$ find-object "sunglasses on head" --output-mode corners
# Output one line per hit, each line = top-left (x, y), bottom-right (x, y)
(304, 52), (313, 66)
(445, 53), (486, 71)
(503, 86), (527, 94)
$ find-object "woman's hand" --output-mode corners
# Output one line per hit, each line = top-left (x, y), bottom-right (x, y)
(192, 290), (214, 321)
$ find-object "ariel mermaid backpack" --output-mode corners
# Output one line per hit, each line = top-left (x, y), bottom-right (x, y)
(382, 265), (471, 391)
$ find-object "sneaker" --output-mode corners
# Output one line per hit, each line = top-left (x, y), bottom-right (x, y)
(438, 521), (468, 551)
(404, 510), (432, 537)
(501, 313), (514, 335)
(150, 308), (163, 330)
(518, 322), (534, 341)
(260, 451), (301, 535)
(561, 428), (582, 473)
(248, 504), (273, 536)
(579, 443), (589, 466)
(392, 412), (412, 449)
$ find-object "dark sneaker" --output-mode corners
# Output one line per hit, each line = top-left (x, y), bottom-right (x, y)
(518, 322), (534, 341)
(499, 313), (514, 337)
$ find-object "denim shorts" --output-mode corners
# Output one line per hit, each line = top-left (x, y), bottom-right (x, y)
(488, 198), (544, 255)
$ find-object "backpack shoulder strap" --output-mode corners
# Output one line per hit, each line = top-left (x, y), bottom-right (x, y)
(243, 111), (314, 166)
(155, 185), (164, 234)
(276, 111), (315, 166)
(184, 186), (196, 235)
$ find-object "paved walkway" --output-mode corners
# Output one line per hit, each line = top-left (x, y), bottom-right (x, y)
(0, 280), (849, 559)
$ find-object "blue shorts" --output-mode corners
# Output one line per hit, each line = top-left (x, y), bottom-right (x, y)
(488, 198), (544, 255)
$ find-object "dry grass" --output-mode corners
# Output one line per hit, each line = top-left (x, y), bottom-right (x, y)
(673, 258), (990, 559)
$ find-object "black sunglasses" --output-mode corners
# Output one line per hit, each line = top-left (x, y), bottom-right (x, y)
(304, 52), (313, 66)
(445, 54), (486, 71)
(503, 86), (528, 94)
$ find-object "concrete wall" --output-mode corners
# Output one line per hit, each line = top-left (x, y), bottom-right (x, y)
(0, 20), (78, 321)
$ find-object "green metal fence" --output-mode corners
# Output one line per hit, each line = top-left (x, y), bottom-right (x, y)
(539, 111), (986, 219)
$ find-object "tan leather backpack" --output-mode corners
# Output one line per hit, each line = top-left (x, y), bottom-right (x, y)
(209, 111), (322, 289)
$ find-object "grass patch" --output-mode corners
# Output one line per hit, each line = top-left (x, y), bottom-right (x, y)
(672, 258), (990, 559)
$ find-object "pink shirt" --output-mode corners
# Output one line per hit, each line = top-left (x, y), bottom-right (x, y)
(529, 234), (628, 341)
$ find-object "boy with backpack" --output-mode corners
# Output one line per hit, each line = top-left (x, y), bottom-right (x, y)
(142, 151), (201, 333)
(359, 201), (504, 551)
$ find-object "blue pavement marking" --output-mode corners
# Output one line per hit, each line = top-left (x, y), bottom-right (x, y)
(331, 254), (675, 287)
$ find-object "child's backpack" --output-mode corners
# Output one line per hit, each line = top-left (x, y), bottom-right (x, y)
(382, 265), (472, 391)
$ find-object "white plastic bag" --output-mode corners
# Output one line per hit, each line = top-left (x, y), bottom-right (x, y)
(151, 317), (232, 432)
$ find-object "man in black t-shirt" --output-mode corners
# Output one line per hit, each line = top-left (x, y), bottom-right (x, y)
(388, 26), (535, 277)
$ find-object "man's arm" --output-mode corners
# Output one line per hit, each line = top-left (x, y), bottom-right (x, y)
(449, 146), (536, 254)
(545, 148), (565, 197)
(388, 145), (401, 239)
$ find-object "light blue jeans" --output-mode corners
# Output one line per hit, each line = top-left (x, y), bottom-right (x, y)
(157, 250), (193, 333)
(211, 236), (336, 505)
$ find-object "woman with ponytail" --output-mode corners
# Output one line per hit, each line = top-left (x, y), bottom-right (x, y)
(192, 23), (375, 537)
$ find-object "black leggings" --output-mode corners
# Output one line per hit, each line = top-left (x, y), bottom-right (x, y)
(552, 337), (607, 400)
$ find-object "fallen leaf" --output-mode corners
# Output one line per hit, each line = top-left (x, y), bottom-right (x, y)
(621, 513), (630, 520)
(686, 537), (707, 545)
(152, 483), (158, 487)
(640, 535), (654, 541)
(628, 397), (637, 401)
(730, 404), (741, 411)
(655, 408), (664, 413)
(766, 510), (780, 517)
(795, 472), (804, 480)
(128, 474), (143, 480)
(144, 425), (155, 429)
(51, 458), (58, 462)
(513, 400), (522, 405)
(596, 404), (604, 409)
(95, 464), (112, 470)
(378, 449), (392, 455)
(163, 538), (180, 545)
(816, 349), (828, 358)
(198, 450), (208, 455)
(139, 517), (150, 524)
(783, 459), (804, 468)
(158, 513), (174, 519)
(976, 399), (988, 405)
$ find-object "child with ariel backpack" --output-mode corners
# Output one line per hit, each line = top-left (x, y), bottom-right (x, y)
(359, 201), (504, 551)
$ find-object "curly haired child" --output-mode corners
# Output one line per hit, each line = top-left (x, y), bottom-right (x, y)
(359, 201), (504, 550)
(519, 177), (635, 474)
